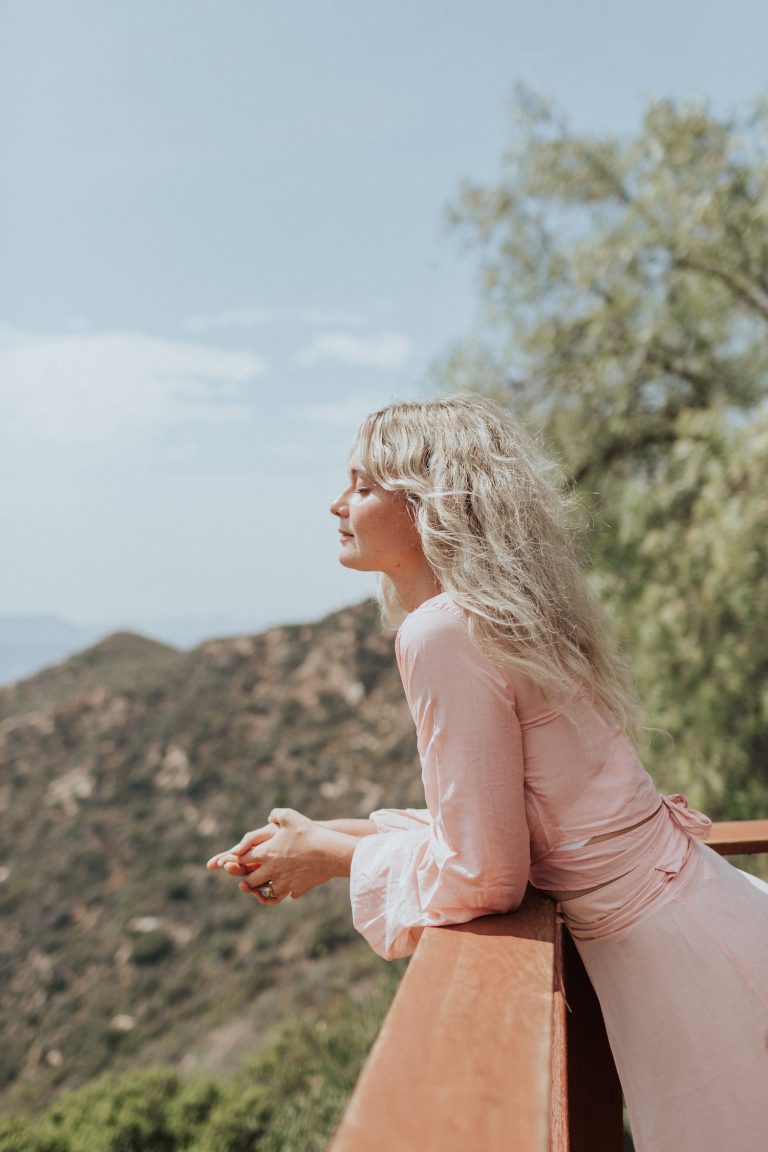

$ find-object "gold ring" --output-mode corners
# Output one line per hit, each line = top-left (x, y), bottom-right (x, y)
(258, 882), (275, 900)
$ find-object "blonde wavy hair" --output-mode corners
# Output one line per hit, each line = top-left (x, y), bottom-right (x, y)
(355, 394), (640, 739)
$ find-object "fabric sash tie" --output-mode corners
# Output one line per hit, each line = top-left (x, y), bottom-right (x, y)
(660, 793), (712, 841)
(540, 793), (713, 940)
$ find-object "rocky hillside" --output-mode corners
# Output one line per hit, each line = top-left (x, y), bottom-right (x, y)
(0, 600), (420, 1113)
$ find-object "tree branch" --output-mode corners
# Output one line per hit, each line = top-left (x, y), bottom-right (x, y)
(673, 256), (768, 323)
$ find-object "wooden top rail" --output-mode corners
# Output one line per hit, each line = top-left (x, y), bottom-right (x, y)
(330, 819), (767, 1152)
(707, 819), (768, 855)
(330, 890), (564, 1152)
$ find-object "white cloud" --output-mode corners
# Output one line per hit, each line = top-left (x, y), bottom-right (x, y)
(185, 308), (370, 332)
(0, 326), (268, 447)
(185, 309), (287, 331)
(297, 331), (411, 370)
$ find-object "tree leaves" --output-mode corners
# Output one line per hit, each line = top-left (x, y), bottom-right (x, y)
(442, 90), (768, 817)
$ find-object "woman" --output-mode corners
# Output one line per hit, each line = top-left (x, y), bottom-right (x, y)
(208, 395), (768, 1151)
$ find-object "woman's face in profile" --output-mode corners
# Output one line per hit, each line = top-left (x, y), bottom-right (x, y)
(330, 450), (423, 577)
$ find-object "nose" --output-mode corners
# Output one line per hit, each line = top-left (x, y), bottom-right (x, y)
(330, 489), (348, 519)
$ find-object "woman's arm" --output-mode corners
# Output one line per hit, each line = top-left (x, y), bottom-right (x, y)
(350, 606), (531, 959)
(316, 818), (378, 837)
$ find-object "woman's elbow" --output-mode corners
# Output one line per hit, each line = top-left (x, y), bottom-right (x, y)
(433, 864), (529, 919)
(481, 874), (528, 915)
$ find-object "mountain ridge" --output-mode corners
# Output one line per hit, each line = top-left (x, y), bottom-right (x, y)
(0, 599), (418, 1113)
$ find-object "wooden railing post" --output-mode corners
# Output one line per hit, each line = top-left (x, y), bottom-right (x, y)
(561, 930), (624, 1150)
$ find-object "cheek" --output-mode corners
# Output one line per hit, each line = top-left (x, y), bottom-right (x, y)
(384, 506), (422, 557)
(355, 494), (421, 560)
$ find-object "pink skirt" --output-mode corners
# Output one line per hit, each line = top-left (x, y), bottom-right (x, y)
(563, 842), (768, 1152)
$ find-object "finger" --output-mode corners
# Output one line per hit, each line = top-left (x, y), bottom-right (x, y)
(240, 844), (271, 868)
(224, 850), (270, 876)
(208, 851), (244, 871)
(207, 853), (243, 871)
(240, 862), (272, 889)
(207, 837), (258, 867)
(231, 824), (275, 855)
(240, 866), (287, 900)
(211, 830), (270, 867)
(240, 879), (290, 905)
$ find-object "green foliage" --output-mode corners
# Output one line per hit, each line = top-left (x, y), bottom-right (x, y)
(611, 409), (768, 812)
(305, 913), (359, 959)
(0, 1114), (66, 1152)
(445, 89), (768, 478)
(4, 980), (405, 1152)
(129, 930), (176, 966)
(443, 89), (768, 816)
(45, 1068), (181, 1151)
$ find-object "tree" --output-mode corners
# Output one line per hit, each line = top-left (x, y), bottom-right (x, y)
(442, 90), (768, 815)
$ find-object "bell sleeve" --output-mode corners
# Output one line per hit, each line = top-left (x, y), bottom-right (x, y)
(349, 603), (531, 959)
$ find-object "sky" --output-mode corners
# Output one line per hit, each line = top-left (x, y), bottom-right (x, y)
(3, 0), (768, 645)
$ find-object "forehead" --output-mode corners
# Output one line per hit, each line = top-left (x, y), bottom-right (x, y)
(346, 448), (368, 476)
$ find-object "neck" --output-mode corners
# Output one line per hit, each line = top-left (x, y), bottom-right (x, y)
(388, 563), (443, 613)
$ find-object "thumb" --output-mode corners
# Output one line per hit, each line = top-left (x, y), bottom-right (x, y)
(232, 824), (274, 854)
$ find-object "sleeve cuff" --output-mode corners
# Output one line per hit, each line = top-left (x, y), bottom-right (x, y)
(349, 827), (430, 959)
(368, 807), (432, 834)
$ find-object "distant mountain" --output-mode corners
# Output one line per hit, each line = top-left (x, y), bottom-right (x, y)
(0, 600), (419, 1113)
(0, 615), (107, 687)
(0, 614), (281, 687)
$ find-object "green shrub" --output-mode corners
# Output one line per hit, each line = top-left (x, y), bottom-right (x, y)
(46, 1069), (181, 1152)
(191, 1082), (273, 1152)
(3, 966), (406, 1152)
(305, 915), (357, 959)
(129, 930), (175, 965)
(0, 1115), (67, 1152)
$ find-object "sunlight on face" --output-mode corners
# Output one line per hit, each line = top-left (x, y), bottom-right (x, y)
(329, 451), (423, 577)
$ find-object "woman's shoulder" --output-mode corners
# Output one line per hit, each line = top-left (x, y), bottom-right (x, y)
(397, 592), (467, 647)
(395, 593), (516, 700)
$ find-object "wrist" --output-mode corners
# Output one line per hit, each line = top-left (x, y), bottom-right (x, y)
(317, 817), (378, 838)
(317, 827), (358, 879)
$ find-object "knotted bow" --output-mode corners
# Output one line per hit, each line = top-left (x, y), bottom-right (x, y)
(661, 793), (712, 840)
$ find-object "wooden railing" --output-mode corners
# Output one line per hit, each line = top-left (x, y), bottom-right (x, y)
(330, 819), (768, 1152)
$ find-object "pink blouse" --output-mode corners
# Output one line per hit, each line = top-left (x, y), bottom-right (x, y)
(349, 593), (663, 959)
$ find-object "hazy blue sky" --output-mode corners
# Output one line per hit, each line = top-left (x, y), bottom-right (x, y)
(3, 0), (767, 642)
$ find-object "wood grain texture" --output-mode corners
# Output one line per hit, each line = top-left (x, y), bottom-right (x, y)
(331, 890), (558, 1152)
(708, 819), (768, 855)
(549, 925), (570, 1152)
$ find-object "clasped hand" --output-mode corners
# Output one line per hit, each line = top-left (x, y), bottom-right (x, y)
(206, 808), (351, 905)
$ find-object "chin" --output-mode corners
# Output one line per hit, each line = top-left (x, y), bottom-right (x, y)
(339, 550), (376, 573)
